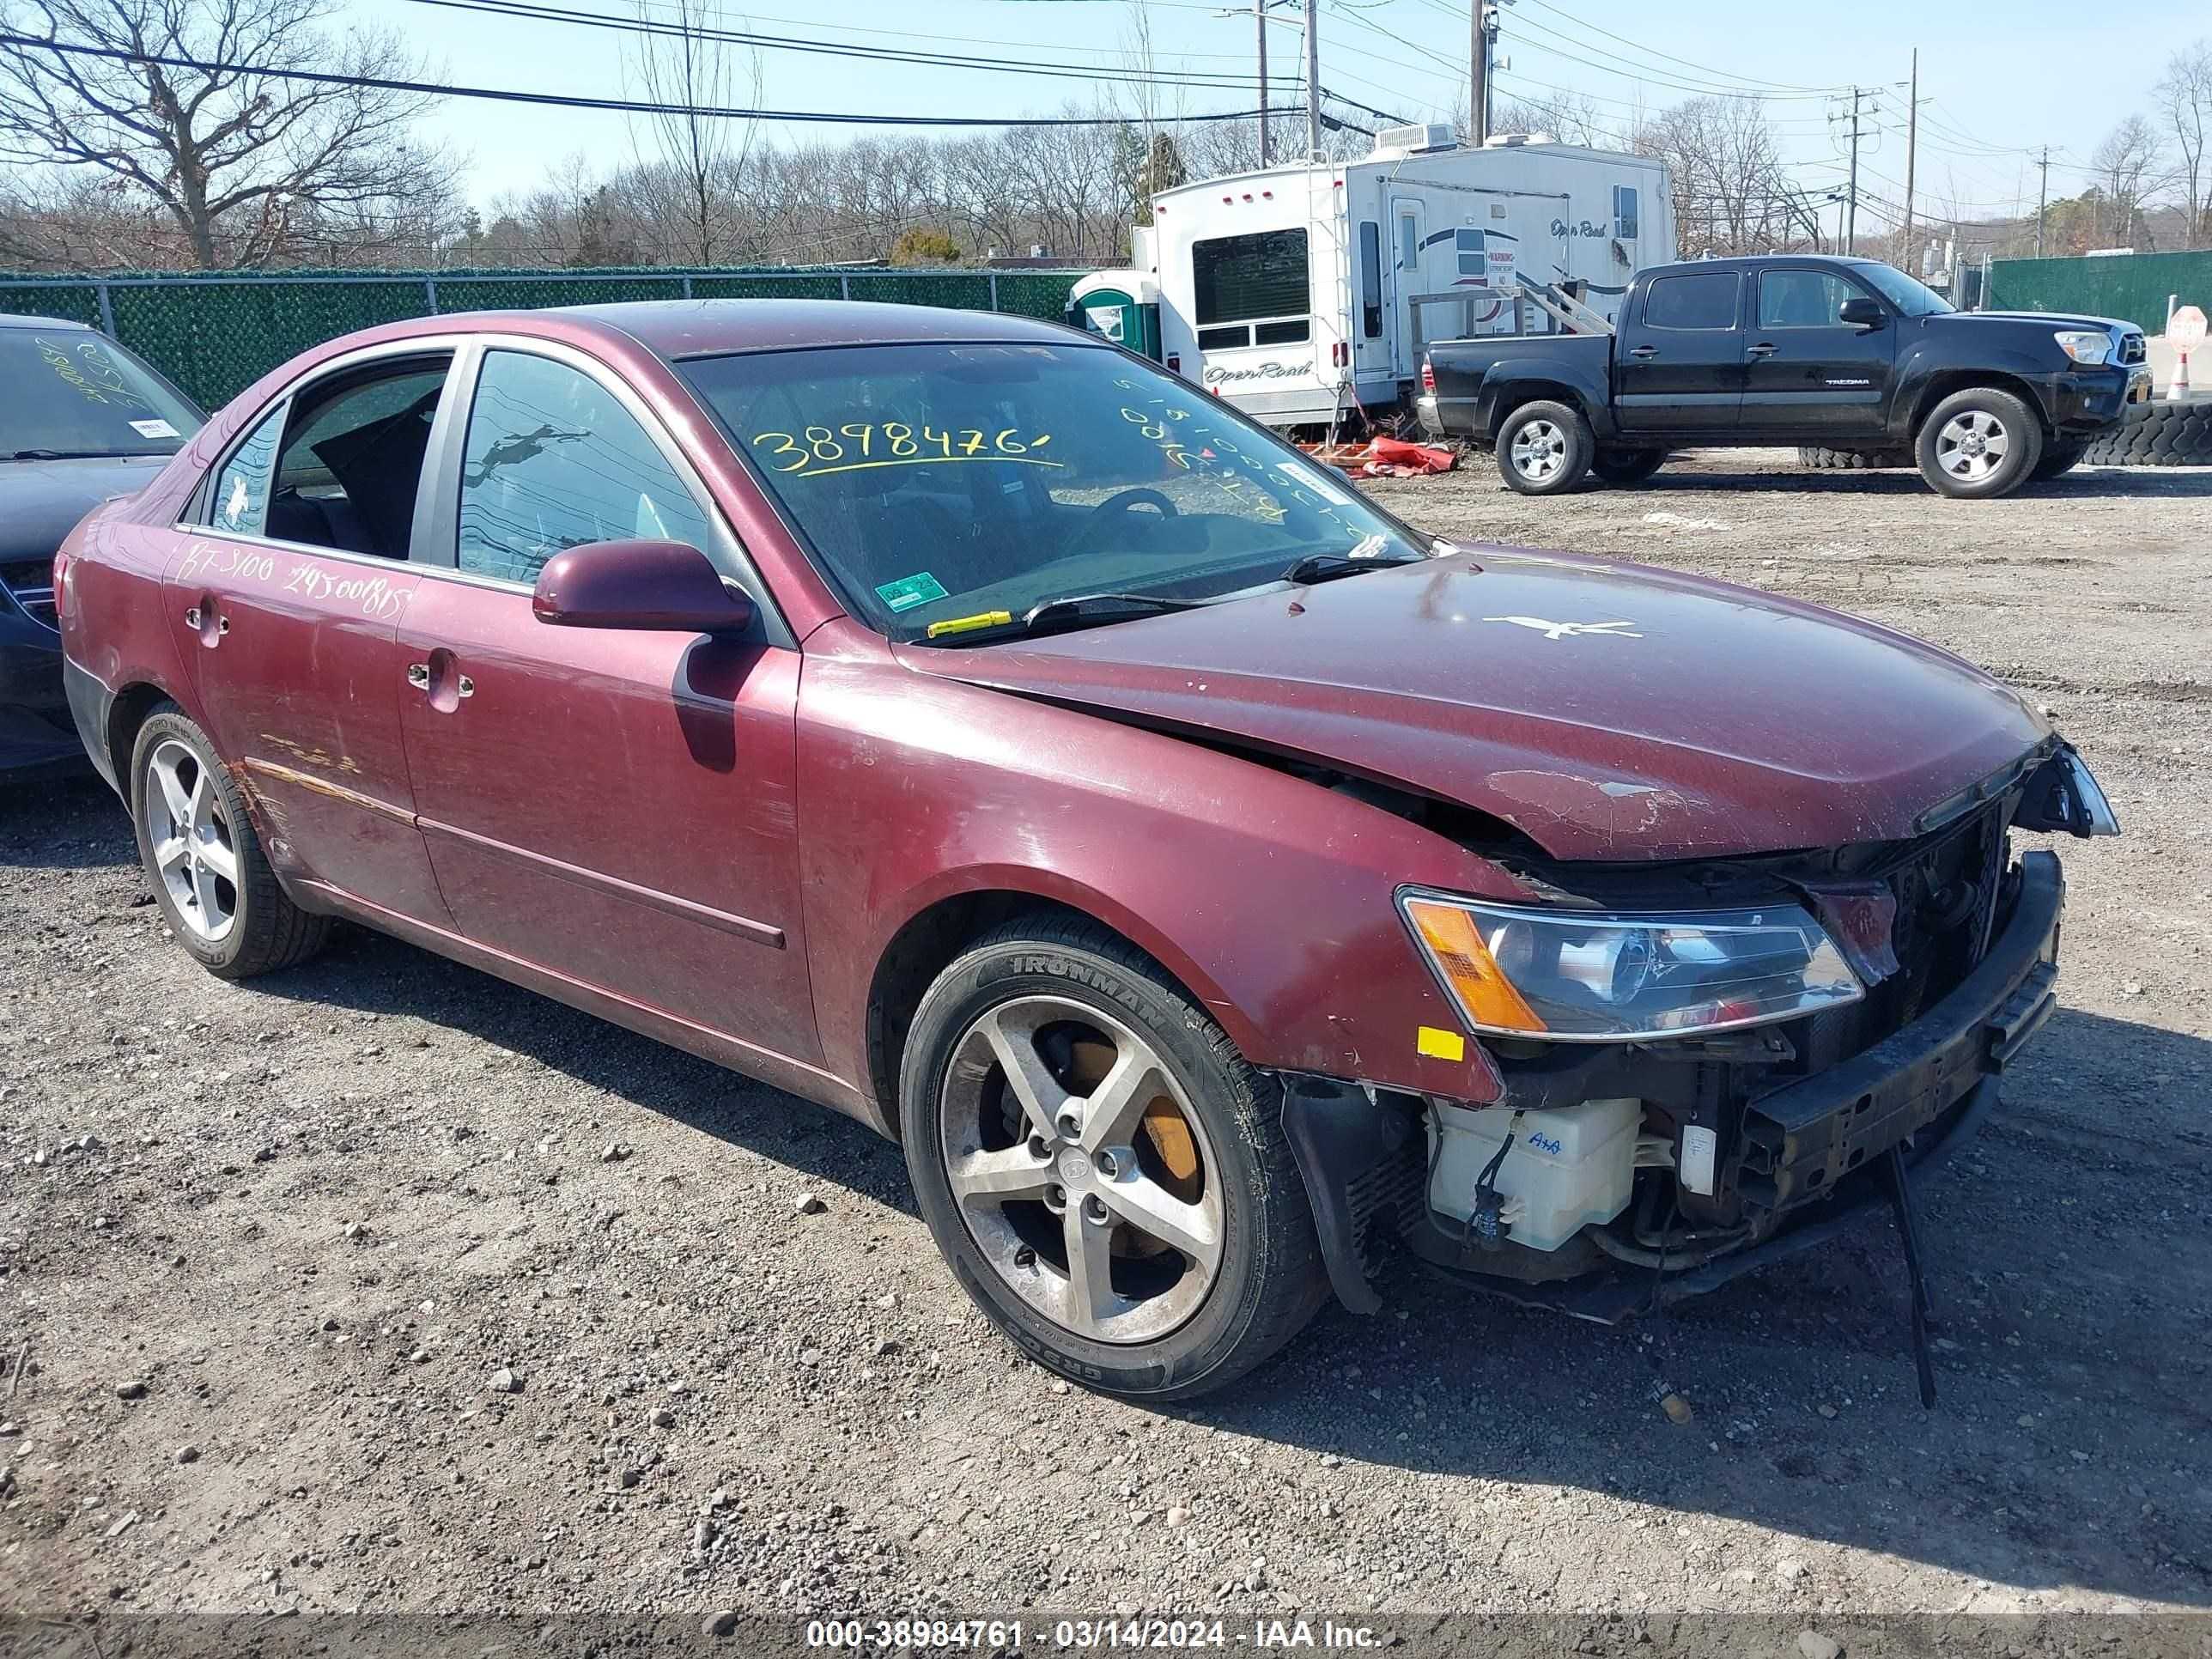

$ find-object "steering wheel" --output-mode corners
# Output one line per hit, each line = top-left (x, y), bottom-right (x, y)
(1067, 487), (1180, 555)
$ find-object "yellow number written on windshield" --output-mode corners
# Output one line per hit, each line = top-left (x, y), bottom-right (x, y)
(750, 424), (1057, 477)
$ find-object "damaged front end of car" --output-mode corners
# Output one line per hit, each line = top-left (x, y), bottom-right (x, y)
(1279, 739), (2116, 1401)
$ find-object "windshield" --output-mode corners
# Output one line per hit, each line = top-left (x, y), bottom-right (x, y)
(678, 341), (1425, 640)
(0, 329), (204, 459)
(1852, 262), (1953, 318)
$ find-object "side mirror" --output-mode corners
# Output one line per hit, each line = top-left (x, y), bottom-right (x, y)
(1838, 296), (1887, 330)
(532, 539), (753, 635)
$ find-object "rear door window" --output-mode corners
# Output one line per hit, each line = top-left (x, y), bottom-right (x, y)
(1643, 271), (1741, 331)
(208, 404), (287, 538)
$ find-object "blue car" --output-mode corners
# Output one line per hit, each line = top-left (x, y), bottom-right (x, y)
(3, 315), (205, 780)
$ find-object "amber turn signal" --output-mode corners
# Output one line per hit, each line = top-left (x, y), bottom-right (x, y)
(1401, 896), (1547, 1036)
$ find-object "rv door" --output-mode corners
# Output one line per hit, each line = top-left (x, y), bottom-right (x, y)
(1389, 195), (1425, 375)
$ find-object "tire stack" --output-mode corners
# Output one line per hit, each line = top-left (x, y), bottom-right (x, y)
(1797, 446), (1912, 470)
(2083, 400), (2212, 466)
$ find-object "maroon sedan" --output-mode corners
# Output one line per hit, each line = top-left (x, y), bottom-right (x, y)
(55, 301), (2116, 1400)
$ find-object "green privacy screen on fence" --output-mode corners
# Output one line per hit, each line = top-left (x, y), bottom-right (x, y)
(0, 265), (1085, 410)
(1986, 252), (2212, 338)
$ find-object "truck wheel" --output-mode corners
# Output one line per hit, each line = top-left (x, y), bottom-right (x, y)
(1916, 387), (2044, 499)
(1497, 400), (1595, 495)
(898, 916), (1328, 1401)
(127, 706), (331, 980)
(1590, 447), (1666, 486)
(2030, 441), (2089, 481)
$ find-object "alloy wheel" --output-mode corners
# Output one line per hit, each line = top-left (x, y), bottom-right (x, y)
(937, 995), (1224, 1344)
(1510, 420), (1567, 482)
(1936, 409), (2011, 483)
(143, 738), (239, 943)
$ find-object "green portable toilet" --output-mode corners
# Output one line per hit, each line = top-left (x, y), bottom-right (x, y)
(1069, 271), (1163, 362)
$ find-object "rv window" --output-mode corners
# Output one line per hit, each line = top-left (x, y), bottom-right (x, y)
(1197, 325), (1251, 350)
(1396, 212), (1419, 274)
(1192, 228), (1310, 327)
(1455, 228), (1485, 277)
(1643, 270), (1740, 331)
(1358, 221), (1382, 337)
(1613, 185), (1639, 240)
(1253, 319), (1310, 346)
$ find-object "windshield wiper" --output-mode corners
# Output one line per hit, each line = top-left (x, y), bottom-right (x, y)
(1278, 550), (1421, 586)
(6, 447), (151, 461)
(1018, 591), (1203, 632)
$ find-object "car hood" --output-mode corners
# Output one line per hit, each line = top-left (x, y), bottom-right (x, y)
(1928, 309), (2136, 336)
(895, 548), (2049, 861)
(1, 454), (171, 562)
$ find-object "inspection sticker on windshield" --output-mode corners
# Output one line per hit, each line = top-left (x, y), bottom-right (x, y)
(128, 418), (180, 440)
(875, 571), (950, 613)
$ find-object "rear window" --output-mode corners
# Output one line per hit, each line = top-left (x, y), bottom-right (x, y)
(2, 330), (203, 459)
(1193, 229), (1309, 329)
(1643, 271), (1740, 331)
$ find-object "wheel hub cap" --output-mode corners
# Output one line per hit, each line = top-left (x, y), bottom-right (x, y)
(143, 738), (238, 944)
(939, 995), (1224, 1345)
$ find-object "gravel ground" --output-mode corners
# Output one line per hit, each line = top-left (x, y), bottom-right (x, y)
(1, 451), (2207, 1643)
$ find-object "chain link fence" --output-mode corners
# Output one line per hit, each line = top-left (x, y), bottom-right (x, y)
(0, 265), (1085, 410)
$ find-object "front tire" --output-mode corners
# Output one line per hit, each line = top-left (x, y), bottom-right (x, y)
(128, 707), (330, 979)
(1590, 447), (1666, 486)
(899, 917), (1327, 1401)
(1916, 387), (2044, 499)
(1496, 399), (1595, 495)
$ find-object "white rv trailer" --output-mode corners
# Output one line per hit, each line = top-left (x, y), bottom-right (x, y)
(1073, 125), (1674, 429)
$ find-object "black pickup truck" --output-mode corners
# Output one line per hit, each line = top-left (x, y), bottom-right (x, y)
(1417, 254), (2153, 500)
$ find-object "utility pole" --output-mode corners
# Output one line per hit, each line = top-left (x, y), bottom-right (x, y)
(1255, 0), (1271, 167)
(2035, 147), (2051, 258)
(1841, 86), (1869, 255)
(1304, 0), (1321, 159)
(1470, 1), (1487, 146)
(1902, 49), (1918, 276)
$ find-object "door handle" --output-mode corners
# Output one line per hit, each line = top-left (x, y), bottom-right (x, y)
(1627, 344), (1660, 359)
(185, 604), (226, 646)
(1746, 341), (1778, 357)
(406, 662), (431, 690)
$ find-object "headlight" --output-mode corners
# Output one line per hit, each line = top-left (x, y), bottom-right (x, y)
(2054, 329), (2113, 366)
(1401, 890), (1863, 1042)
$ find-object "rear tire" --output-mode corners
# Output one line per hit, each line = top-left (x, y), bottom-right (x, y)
(128, 707), (330, 980)
(1590, 447), (1666, 486)
(898, 916), (1328, 1401)
(2030, 440), (2089, 481)
(1916, 387), (2044, 499)
(1495, 400), (1595, 495)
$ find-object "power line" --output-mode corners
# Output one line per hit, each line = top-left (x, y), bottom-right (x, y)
(0, 28), (1310, 127)
(1510, 0), (1842, 94)
(401, 0), (1268, 93)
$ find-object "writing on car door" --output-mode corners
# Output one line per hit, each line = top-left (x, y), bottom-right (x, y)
(167, 350), (457, 924)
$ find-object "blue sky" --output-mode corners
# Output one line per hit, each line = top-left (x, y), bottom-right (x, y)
(375, 0), (2163, 228)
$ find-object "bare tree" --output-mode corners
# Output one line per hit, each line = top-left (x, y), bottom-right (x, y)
(2089, 114), (2166, 248)
(0, 0), (454, 268)
(1486, 90), (1619, 149)
(2156, 38), (2211, 246)
(623, 0), (761, 267)
(1636, 95), (1794, 255)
